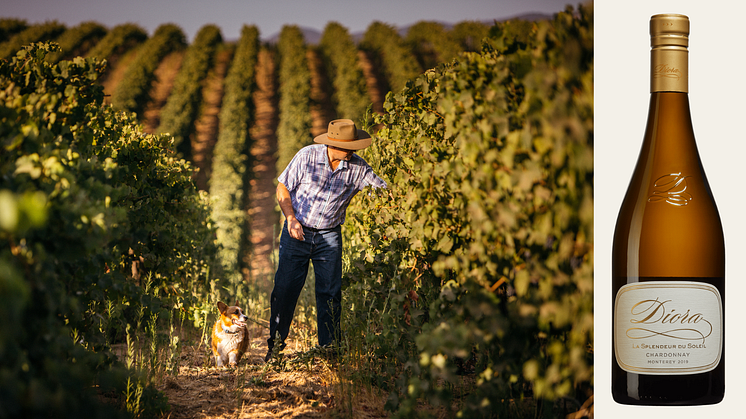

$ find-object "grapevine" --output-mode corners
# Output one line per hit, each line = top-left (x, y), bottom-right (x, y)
(345, 5), (593, 416)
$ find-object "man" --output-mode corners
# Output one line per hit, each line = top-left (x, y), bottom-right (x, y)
(266, 119), (386, 361)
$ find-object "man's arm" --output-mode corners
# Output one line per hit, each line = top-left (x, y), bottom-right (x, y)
(277, 182), (305, 241)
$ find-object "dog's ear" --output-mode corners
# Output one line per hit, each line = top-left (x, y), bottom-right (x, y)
(217, 301), (228, 314)
(233, 300), (239, 307)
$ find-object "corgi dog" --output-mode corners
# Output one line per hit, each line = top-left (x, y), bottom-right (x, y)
(211, 301), (249, 367)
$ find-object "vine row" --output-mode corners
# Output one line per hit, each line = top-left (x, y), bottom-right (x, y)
(360, 21), (421, 94)
(275, 24), (313, 174)
(405, 21), (463, 71)
(45, 21), (107, 63)
(110, 23), (186, 118)
(0, 21), (67, 59)
(157, 24), (223, 158)
(84, 23), (147, 63)
(0, 18), (29, 43)
(319, 22), (370, 122)
(344, 5), (593, 416)
(0, 43), (221, 418)
(210, 25), (260, 291)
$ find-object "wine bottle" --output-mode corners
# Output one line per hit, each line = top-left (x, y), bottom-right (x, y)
(611, 14), (725, 406)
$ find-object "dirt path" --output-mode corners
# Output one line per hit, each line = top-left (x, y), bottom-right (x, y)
(159, 325), (340, 419)
(246, 48), (280, 287)
(141, 51), (184, 134)
(192, 48), (233, 192)
(357, 50), (387, 115)
(307, 48), (337, 137)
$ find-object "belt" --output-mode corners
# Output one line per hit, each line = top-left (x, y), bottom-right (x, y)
(304, 225), (339, 232)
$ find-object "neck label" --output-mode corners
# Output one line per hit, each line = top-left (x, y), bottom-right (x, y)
(651, 49), (688, 92)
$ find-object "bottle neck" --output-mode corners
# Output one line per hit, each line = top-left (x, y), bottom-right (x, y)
(650, 45), (688, 93)
(644, 92), (696, 158)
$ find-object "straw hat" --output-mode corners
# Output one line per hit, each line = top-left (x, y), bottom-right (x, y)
(313, 119), (372, 150)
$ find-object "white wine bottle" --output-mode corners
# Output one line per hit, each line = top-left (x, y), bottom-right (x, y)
(612, 14), (725, 405)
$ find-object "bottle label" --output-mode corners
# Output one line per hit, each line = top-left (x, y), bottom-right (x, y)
(614, 281), (723, 375)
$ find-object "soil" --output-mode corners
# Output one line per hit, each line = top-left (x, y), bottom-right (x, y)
(100, 46), (140, 106)
(357, 50), (387, 115)
(246, 48), (281, 287)
(142, 50), (185, 134)
(191, 48), (233, 192)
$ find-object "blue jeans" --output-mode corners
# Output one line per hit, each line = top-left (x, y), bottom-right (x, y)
(267, 221), (342, 352)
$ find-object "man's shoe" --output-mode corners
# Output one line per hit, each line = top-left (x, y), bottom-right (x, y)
(265, 346), (283, 363)
(312, 344), (339, 361)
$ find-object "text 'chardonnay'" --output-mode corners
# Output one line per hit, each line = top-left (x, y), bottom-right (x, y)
(611, 14), (725, 406)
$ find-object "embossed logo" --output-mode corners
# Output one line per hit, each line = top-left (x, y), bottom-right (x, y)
(653, 64), (682, 80)
(648, 172), (692, 206)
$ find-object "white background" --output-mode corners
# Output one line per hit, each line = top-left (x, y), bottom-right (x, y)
(595, 1), (746, 417)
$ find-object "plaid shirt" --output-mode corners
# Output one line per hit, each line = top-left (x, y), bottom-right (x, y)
(278, 144), (387, 229)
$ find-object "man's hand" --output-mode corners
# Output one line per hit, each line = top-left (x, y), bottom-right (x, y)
(286, 215), (305, 241)
(277, 182), (305, 241)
